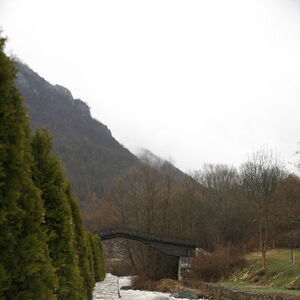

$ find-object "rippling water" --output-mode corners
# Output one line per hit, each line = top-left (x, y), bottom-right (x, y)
(119, 276), (202, 300)
(93, 273), (205, 299)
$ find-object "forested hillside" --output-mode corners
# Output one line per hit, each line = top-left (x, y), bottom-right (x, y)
(15, 61), (139, 218)
(14, 62), (189, 229)
(102, 150), (300, 284)
(0, 37), (105, 299)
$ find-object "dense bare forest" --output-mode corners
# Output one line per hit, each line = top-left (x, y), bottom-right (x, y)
(97, 148), (300, 283)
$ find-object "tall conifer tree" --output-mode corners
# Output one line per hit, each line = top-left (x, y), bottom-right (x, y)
(0, 37), (57, 299)
(67, 186), (95, 299)
(86, 233), (96, 289)
(90, 235), (105, 282)
(96, 236), (105, 281)
(30, 129), (84, 299)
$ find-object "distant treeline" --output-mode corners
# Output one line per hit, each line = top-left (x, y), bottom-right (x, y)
(0, 37), (105, 299)
(101, 147), (300, 280)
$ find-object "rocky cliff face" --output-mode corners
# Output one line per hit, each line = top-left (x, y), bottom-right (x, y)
(15, 62), (139, 220)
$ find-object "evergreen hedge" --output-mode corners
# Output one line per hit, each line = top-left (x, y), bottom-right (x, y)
(0, 36), (105, 299)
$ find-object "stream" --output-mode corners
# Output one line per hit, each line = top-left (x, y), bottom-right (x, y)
(93, 273), (205, 299)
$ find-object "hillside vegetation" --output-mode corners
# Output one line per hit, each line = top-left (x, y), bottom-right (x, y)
(15, 61), (188, 231)
(15, 61), (139, 224)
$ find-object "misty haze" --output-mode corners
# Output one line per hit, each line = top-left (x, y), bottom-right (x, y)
(1, 1), (300, 299)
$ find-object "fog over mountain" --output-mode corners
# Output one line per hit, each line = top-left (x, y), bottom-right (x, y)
(15, 61), (187, 223)
(2, 0), (300, 172)
(15, 61), (139, 214)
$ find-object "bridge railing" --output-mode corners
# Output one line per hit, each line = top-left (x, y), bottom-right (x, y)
(95, 226), (199, 248)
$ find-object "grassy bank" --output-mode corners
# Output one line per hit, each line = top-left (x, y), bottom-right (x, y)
(222, 248), (300, 294)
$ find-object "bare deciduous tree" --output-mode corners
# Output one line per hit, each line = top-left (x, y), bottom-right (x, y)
(240, 148), (286, 270)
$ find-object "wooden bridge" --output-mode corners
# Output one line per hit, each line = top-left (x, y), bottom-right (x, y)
(95, 227), (200, 257)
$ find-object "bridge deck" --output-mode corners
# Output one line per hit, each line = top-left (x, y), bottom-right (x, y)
(95, 227), (201, 257)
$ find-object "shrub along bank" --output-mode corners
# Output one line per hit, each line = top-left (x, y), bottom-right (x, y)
(132, 248), (300, 299)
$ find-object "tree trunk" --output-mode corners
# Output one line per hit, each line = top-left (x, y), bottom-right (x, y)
(260, 224), (268, 270)
(262, 244), (267, 270)
(259, 225), (262, 250)
(291, 246), (296, 265)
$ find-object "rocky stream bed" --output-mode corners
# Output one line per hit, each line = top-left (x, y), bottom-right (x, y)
(93, 274), (206, 300)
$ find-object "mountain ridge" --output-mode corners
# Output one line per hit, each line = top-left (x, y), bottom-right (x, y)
(15, 61), (188, 227)
(15, 61), (139, 216)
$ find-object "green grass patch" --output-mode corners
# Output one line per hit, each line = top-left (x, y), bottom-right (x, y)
(221, 249), (300, 292)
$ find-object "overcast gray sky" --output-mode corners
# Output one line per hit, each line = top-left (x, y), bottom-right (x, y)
(1, 0), (300, 172)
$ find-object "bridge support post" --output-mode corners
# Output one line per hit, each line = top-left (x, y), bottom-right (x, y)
(178, 257), (182, 280)
(178, 256), (192, 280)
